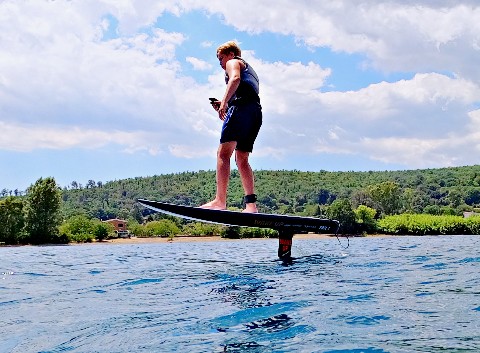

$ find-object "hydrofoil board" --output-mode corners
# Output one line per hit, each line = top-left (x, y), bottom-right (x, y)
(138, 199), (340, 260)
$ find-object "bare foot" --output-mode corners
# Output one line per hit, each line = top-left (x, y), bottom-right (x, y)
(199, 200), (227, 210)
(242, 203), (258, 213)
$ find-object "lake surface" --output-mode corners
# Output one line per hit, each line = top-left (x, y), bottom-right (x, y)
(1, 235), (479, 353)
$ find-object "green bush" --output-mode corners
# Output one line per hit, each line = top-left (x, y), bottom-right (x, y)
(465, 215), (480, 235)
(182, 222), (225, 236)
(377, 214), (473, 235)
(143, 220), (180, 238)
(59, 215), (111, 243)
(127, 221), (145, 237)
(355, 205), (377, 233)
(238, 227), (277, 239)
(92, 220), (113, 241)
(327, 199), (356, 234)
(222, 226), (277, 239)
(69, 232), (95, 243)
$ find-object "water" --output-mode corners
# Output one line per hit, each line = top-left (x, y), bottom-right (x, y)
(1, 235), (479, 353)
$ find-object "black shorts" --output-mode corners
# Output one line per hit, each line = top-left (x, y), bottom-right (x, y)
(220, 102), (262, 152)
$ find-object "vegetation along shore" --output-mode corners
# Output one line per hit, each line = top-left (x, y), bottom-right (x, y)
(1, 165), (480, 245)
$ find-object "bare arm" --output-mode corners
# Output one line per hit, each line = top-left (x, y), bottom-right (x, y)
(218, 59), (243, 120)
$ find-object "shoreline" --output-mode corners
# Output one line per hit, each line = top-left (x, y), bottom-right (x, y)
(6, 233), (474, 247)
(101, 233), (393, 245)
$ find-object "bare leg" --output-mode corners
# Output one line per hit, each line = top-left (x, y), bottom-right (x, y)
(200, 141), (237, 210)
(235, 150), (258, 213)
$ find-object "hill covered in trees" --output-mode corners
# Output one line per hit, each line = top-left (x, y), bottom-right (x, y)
(58, 165), (480, 221)
(2, 166), (480, 244)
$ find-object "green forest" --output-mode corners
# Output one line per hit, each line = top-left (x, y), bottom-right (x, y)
(2, 165), (480, 245)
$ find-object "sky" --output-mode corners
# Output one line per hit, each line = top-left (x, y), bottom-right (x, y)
(1, 0), (480, 192)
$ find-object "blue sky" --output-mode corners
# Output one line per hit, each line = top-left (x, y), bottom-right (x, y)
(1, 1), (480, 192)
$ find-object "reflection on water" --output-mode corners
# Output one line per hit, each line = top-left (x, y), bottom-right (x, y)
(1, 235), (479, 352)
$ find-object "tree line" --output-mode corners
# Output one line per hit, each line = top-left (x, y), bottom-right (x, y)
(1, 177), (63, 244)
(59, 166), (480, 220)
(0, 177), (112, 245)
(2, 166), (480, 244)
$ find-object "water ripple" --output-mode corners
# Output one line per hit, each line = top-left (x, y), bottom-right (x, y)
(1, 235), (479, 352)
(211, 301), (308, 329)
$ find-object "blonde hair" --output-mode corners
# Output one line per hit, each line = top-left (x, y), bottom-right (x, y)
(216, 41), (241, 57)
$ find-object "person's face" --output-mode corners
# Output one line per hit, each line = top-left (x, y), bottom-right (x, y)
(217, 51), (234, 70)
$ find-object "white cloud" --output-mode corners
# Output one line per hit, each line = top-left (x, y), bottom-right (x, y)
(242, 55), (331, 115)
(0, 121), (160, 153)
(200, 41), (214, 48)
(91, 0), (184, 35)
(316, 73), (479, 125)
(168, 144), (215, 158)
(0, 1), (197, 133)
(250, 62), (480, 167)
(1, 0), (480, 178)
(196, 1), (480, 81)
(186, 56), (213, 71)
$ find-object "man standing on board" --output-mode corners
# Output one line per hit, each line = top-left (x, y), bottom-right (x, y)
(200, 41), (262, 213)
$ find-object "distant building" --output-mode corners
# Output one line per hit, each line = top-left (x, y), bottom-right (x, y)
(103, 218), (128, 232)
(103, 218), (131, 238)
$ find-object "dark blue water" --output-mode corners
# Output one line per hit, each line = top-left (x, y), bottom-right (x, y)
(1, 235), (479, 353)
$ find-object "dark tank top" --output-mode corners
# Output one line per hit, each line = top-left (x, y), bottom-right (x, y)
(225, 56), (260, 104)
